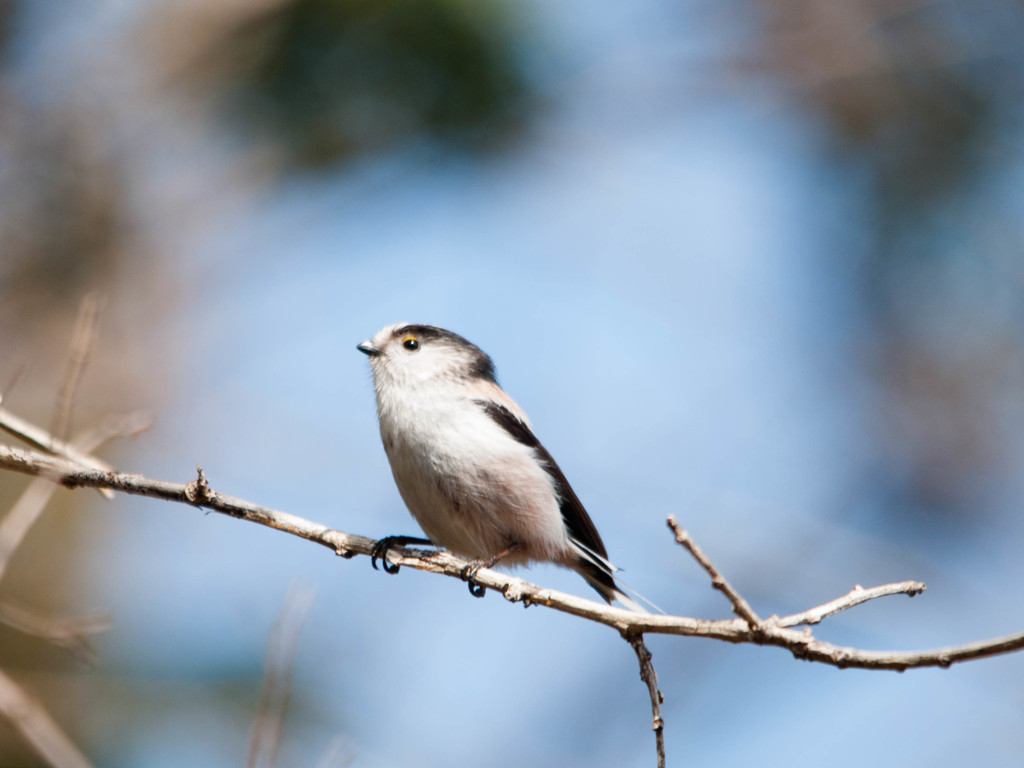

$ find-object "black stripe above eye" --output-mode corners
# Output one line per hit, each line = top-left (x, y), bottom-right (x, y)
(395, 325), (497, 382)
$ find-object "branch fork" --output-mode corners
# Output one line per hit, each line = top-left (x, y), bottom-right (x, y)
(1, 406), (1023, 768)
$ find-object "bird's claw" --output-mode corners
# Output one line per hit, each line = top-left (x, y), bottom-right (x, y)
(461, 563), (487, 598)
(370, 538), (400, 573)
(370, 535), (432, 574)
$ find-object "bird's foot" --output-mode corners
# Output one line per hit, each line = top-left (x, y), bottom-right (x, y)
(461, 562), (488, 598)
(460, 544), (520, 598)
(370, 535), (433, 574)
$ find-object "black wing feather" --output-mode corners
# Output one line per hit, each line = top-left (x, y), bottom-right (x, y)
(476, 400), (617, 600)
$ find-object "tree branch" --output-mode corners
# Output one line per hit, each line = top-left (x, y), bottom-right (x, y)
(1, 443), (1021, 672)
(667, 515), (761, 627)
(3, 389), (1024, 768)
(248, 583), (316, 768)
(773, 581), (927, 628)
(626, 635), (665, 768)
(0, 412), (152, 583)
(51, 292), (104, 444)
(0, 669), (95, 768)
(0, 601), (111, 664)
(0, 407), (150, 501)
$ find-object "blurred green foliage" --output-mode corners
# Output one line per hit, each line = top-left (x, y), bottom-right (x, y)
(218, 0), (532, 167)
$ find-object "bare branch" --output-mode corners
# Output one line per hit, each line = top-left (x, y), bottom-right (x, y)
(0, 413), (152, 583)
(0, 407), (150, 500)
(0, 601), (111, 664)
(667, 515), (761, 627)
(68, 411), (154, 455)
(1, 443), (1022, 672)
(0, 363), (143, 765)
(0, 477), (61, 584)
(0, 603), (108, 642)
(774, 581), (927, 628)
(248, 583), (317, 768)
(0, 668), (95, 768)
(51, 293), (104, 444)
(626, 635), (665, 768)
(0, 407), (113, 469)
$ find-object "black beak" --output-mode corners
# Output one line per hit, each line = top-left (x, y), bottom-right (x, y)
(357, 341), (381, 357)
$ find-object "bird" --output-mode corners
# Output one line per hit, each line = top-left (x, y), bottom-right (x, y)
(357, 322), (642, 610)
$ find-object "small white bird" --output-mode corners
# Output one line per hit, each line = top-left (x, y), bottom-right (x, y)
(358, 322), (641, 609)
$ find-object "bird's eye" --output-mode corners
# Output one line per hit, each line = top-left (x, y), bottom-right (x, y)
(403, 337), (420, 351)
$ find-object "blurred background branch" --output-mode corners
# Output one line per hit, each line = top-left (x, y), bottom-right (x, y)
(0, 668), (94, 768)
(0, 297), (146, 767)
(248, 583), (317, 768)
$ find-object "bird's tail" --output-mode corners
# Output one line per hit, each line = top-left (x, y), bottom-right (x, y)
(571, 540), (662, 614)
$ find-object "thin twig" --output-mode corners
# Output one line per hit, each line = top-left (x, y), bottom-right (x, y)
(0, 406), (150, 500)
(0, 406), (118, 473)
(1, 443), (1022, 671)
(1, 364), (28, 403)
(314, 736), (357, 768)
(0, 601), (111, 664)
(0, 668), (95, 768)
(0, 413), (152, 583)
(626, 634), (665, 768)
(774, 581), (927, 628)
(51, 293), (104, 444)
(248, 583), (317, 768)
(667, 515), (761, 628)
(0, 478), (62, 584)
(69, 411), (153, 454)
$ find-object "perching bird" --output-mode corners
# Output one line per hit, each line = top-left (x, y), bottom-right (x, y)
(357, 322), (641, 610)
